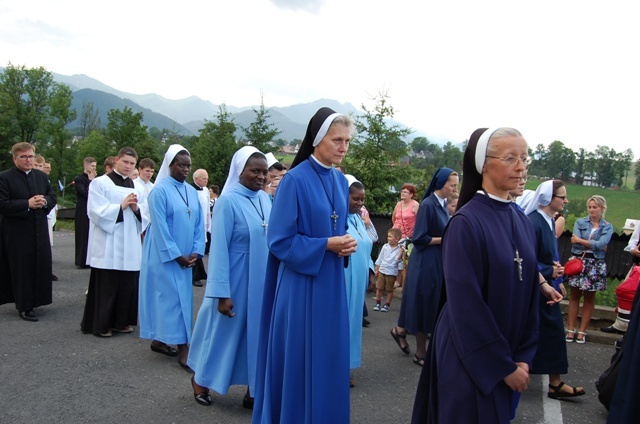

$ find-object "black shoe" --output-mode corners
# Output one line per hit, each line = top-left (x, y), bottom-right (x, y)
(192, 280), (203, 287)
(191, 375), (212, 406)
(150, 343), (178, 357)
(600, 325), (625, 335)
(243, 393), (254, 409)
(19, 310), (38, 322)
(51, 274), (58, 281)
(362, 318), (370, 327)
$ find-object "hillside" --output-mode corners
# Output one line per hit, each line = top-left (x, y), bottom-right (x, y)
(68, 89), (193, 135)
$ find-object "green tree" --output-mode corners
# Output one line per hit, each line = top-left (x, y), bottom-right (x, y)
(343, 92), (411, 213)
(241, 95), (281, 153)
(439, 141), (463, 170)
(594, 145), (616, 187)
(616, 148), (634, 188)
(78, 101), (101, 138)
(0, 63), (73, 169)
(634, 159), (640, 190)
(529, 143), (548, 178)
(106, 106), (148, 152)
(546, 140), (575, 180)
(191, 104), (239, 187)
(75, 130), (114, 173)
(574, 148), (586, 184)
(410, 136), (429, 154)
(133, 135), (161, 165)
(40, 83), (77, 188)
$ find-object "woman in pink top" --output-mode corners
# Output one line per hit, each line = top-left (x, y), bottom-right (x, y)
(391, 183), (419, 289)
(392, 183), (419, 238)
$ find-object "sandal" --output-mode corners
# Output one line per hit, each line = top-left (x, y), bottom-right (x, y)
(547, 381), (586, 399)
(191, 375), (212, 406)
(390, 327), (410, 355)
(413, 354), (424, 367)
(575, 331), (587, 344)
(565, 329), (576, 343)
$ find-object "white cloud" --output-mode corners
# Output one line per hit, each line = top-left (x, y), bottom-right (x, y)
(0, 0), (638, 158)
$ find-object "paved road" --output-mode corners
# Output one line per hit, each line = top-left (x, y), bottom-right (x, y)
(0, 230), (617, 423)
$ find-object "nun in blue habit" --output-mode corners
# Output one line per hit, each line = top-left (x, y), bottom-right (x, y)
(138, 145), (204, 366)
(187, 146), (271, 408)
(519, 180), (585, 400)
(252, 107), (357, 424)
(344, 175), (373, 381)
(393, 167), (457, 365)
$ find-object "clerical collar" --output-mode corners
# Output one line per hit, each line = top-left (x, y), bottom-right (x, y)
(310, 154), (332, 169)
(434, 192), (446, 208)
(113, 169), (129, 180)
(477, 190), (511, 203)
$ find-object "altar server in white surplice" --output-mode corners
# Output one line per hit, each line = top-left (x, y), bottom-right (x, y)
(81, 147), (148, 338)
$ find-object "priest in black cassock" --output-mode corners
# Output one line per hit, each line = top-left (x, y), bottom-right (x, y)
(73, 157), (97, 267)
(81, 147), (148, 337)
(190, 168), (210, 287)
(0, 142), (57, 321)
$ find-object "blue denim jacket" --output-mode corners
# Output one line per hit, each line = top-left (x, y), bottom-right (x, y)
(570, 217), (613, 259)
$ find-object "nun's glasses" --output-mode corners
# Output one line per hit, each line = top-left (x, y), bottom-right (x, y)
(486, 155), (532, 167)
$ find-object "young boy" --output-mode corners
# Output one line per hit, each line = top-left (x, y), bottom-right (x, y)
(374, 227), (404, 312)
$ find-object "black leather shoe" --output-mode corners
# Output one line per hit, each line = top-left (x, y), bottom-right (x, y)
(191, 375), (212, 406)
(192, 280), (203, 287)
(362, 318), (370, 327)
(243, 393), (254, 409)
(600, 325), (625, 335)
(19, 310), (38, 322)
(51, 274), (58, 281)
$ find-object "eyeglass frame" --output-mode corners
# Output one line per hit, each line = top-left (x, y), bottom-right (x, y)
(16, 154), (36, 160)
(553, 195), (568, 200)
(485, 155), (533, 167)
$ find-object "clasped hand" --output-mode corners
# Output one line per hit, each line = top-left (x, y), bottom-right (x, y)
(176, 253), (198, 268)
(28, 194), (46, 209)
(121, 193), (138, 212)
(504, 362), (530, 392)
(552, 261), (564, 278)
(327, 234), (357, 257)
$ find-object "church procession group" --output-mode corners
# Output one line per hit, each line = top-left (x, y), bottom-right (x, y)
(1, 108), (639, 423)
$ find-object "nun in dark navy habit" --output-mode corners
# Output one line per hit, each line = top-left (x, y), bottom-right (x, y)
(411, 128), (540, 424)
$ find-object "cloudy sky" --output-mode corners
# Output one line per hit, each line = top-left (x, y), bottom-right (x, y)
(1, 0), (638, 157)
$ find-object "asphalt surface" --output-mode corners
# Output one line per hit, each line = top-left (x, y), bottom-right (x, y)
(0, 230), (618, 423)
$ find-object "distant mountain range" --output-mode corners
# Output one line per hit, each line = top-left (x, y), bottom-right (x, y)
(1, 67), (452, 144)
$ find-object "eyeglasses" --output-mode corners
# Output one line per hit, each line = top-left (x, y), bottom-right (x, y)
(486, 155), (532, 167)
(17, 155), (36, 160)
(553, 195), (568, 200)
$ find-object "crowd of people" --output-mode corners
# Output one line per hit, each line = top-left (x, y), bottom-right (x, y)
(1, 115), (639, 423)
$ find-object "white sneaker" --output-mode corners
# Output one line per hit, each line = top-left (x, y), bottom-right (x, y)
(381, 304), (390, 312)
(373, 303), (381, 311)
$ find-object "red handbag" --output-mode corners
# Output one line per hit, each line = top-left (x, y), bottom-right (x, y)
(564, 254), (585, 276)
